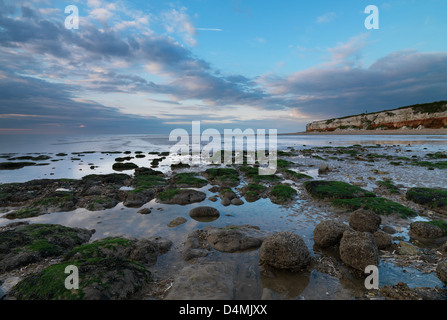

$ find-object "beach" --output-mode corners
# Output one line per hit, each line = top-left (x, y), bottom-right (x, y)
(1, 133), (447, 300)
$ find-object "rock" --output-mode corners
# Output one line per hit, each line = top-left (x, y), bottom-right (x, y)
(269, 184), (297, 204)
(220, 189), (237, 201)
(0, 223), (93, 272)
(205, 225), (266, 253)
(13, 234), (173, 300)
(318, 163), (330, 174)
(112, 162), (138, 171)
(165, 263), (236, 300)
(406, 187), (447, 214)
(124, 190), (154, 208)
(304, 180), (375, 200)
(189, 207), (220, 219)
(230, 198), (244, 205)
(374, 230), (394, 250)
(436, 260), (447, 284)
(168, 217), (187, 227)
(397, 241), (419, 256)
(440, 241), (447, 255)
(14, 257), (152, 300)
(382, 225), (397, 234)
(221, 198), (231, 206)
(138, 208), (152, 214)
(0, 162), (36, 170)
(182, 230), (208, 261)
(157, 189), (206, 205)
(378, 282), (446, 300)
(313, 220), (350, 248)
(339, 230), (379, 271)
(349, 209), (381, 233)
(208, 195), (218, 202)
(409, 221), (445, 240)
(259, 231), (311, 271)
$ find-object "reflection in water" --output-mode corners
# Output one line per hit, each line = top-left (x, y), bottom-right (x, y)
(260, 266), (311, 299)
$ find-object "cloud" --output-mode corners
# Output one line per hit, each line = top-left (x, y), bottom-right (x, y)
(0, 70), (168, 134)
(1, 2), (446, 134)
(161, 6), (197, 46)
(316, 12), (337, 24)
(262, 49), (447, 118)
(197, 28), (223, 32)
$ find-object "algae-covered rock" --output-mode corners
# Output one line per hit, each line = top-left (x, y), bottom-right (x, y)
(0, 223), (93, 272)
(304, 180), (375, 200)
(171, 172), (208, 188)
(112, 162), (138, 171)
(331, 197), (417, 219)
(202, 168), (240, 187)
(409, 221), (446, 240)
(406, 187), (447, 213)
(157, 189), (206, 205)
(269, 184), (297, 204)
(12, 236), (172, 300)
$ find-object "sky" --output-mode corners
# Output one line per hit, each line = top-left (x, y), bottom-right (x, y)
(0, 0), (447, 134)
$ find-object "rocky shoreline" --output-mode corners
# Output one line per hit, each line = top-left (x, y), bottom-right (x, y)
(1, 144), (447, 300)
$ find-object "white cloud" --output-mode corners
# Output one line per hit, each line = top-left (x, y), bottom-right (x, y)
(316, 12), (337, 23)
(161, 7), (197, 46)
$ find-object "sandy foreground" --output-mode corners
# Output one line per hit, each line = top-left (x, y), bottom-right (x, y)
(282, 128), (447, 136)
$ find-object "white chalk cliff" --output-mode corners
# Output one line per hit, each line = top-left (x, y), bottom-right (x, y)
(306, 101), (447, 132)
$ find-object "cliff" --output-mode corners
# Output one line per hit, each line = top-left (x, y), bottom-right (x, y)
(306, 101), (447, 132)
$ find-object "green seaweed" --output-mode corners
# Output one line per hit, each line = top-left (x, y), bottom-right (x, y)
(406, 187), (447, 209)
(331, 197), (417, 218)
(270, 184), (297, 203)
(304, 180), (375, 200)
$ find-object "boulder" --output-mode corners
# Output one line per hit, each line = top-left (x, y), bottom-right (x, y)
(259, 231), (311, 271)
(231, 198), (244, 206)
(138, 208), (152, 214)
(409, 221), (445, 240)
(440, 241), (447, 255)
(182, 230), (208, 261)
(0, 223), (93, 273)
(11, 236), (172, 300)
(157, 189), (206, 205)
(124, 190), (154, 208)
(349, 209), (381, 233)
(339, 230), (379, 271)
(397, 241), (419, 256)
(189, 207), (220, 219)
(205, 225), (266, 253)
(318, 163), (330, 174)
(313, 220), (350, 248)
(436, 260), (447, 284)
(374, 230), (394, 250)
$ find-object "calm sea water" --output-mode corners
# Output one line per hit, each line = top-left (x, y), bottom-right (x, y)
(0, 133), (446, 183)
